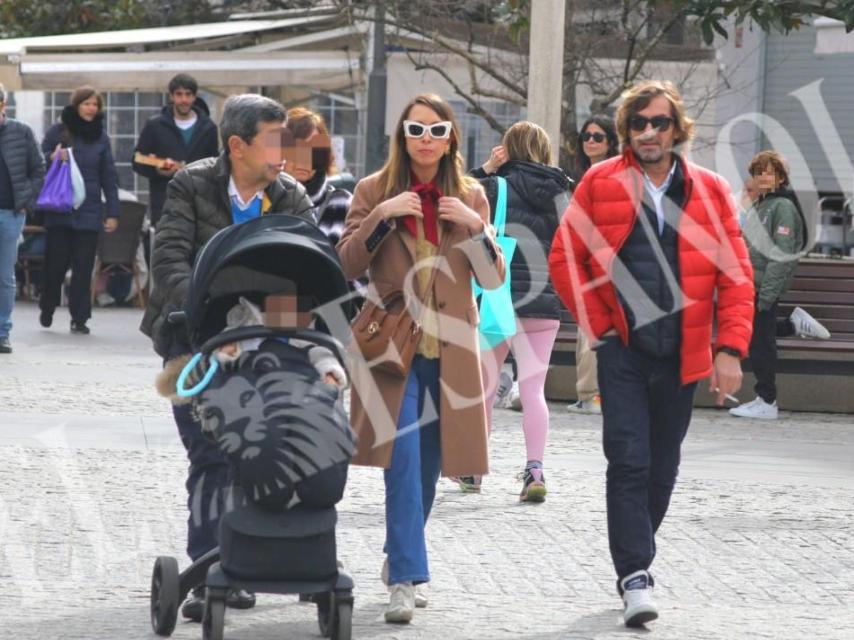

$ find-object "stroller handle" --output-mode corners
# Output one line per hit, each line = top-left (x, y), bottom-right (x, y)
(199, 327), (349, 371)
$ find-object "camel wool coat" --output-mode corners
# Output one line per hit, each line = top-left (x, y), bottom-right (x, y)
(337, 171), (506, 477)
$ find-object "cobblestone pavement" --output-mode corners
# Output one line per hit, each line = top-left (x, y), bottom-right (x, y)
(1, 303), (852, 639)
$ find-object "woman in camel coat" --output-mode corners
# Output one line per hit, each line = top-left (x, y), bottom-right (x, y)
(337, 93), (505, 623)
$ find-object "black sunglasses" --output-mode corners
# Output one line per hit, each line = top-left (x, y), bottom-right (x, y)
(580, 132), (606, 143)
(629, 115), (675, 133)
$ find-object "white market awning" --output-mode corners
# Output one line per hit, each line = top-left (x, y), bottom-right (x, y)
(0, 15), (335, 55)
(1, 51), (360, 91)
(814, 17), (854, 55)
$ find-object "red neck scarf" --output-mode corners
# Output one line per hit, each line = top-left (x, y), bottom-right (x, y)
(402, 175), (443, 246)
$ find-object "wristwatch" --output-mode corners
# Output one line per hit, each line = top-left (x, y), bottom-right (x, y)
(716, 346), (741, 358)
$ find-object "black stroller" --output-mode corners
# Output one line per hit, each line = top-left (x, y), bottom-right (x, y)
(149, 215), (356, 640)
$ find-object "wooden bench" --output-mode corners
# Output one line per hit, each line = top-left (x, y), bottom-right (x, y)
(777, 258), (854, 353)
(545, 257), (854, 412)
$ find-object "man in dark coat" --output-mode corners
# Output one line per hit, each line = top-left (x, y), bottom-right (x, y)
(140, 93), (314, 622)
(0, 84), (44, 353)
(132, 74), (219, 228)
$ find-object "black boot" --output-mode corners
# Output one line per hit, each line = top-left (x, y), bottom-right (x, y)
(180, 586), (205, 622)
(70, 320), (90, 335)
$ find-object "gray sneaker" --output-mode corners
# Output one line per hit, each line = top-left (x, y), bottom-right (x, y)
(0, 337), (11, 354)
(493, 368), (513, 408)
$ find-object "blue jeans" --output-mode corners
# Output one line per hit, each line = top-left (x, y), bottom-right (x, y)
(384, 356), (442, 585)
(0, 210), (25, 339)
(596, 337), (697, 582)
(173, 403), (231, 562)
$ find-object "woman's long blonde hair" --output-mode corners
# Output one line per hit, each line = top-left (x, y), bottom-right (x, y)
(378, 93), (476, 199)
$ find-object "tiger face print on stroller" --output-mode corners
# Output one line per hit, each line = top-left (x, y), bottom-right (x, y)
(149, 214), (357, 640)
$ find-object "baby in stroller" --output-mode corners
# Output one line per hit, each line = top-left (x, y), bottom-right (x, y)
(150, 215), (356, 640)
(197, 293), (352, 511)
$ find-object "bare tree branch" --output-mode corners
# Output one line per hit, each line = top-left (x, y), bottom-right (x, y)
(403, 48), (507, 134)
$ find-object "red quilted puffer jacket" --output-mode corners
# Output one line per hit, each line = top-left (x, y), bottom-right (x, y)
(548, 149), (754, 385)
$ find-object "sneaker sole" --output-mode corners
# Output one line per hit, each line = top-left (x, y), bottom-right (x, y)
(385, 611), (413, 624)
(625, 608), (658, 627)
(521, 485), (547, 503)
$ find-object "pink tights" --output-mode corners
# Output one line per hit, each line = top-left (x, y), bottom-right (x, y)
(481, 318), (560, 464)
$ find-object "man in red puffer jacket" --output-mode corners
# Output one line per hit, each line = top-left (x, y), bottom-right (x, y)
(549, 80), (754, 628)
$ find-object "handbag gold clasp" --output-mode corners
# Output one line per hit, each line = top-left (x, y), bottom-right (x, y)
(367, 321), (380, 335)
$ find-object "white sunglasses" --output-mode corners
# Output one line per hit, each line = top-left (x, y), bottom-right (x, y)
(403, 120), (453, 140)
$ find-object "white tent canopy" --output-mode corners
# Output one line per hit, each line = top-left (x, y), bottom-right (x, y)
(0, 13), (363, 91)
(814, 17), (854, 55)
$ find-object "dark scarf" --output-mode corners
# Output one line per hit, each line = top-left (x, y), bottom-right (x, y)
(304, 171), (329, 206)
(402, 173), (442, 246)
(61, 105), (104, 143)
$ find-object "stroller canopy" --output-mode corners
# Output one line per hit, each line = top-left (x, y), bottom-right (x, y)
(183, 214), (352, 349)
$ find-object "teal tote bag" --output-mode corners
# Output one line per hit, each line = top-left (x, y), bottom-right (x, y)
(473, 176), (517, 350)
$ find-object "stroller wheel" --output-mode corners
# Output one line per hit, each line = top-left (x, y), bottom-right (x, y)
(150, 556), (180, 636)
(202, 591), (226, 640)
(316, 592), (334, 638)
(332, 599), (352, 640)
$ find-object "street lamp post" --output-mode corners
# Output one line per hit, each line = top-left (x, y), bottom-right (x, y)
(527, 0), (566, 165)
(364, 2), (388, 175)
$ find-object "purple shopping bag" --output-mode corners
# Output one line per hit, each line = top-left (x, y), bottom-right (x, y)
(36, 155), (74, 212)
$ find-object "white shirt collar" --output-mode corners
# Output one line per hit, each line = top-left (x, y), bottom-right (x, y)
(227, 176), (264, 210)
(642, 159), (677, 195)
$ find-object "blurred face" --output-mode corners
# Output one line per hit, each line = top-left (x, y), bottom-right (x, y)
(628, 95), (676, 166)
(230, 119), (286, 186)
(171, 88), (196, 118)
(77, 96), (100, 122)
(289, 127), (318, 183)
(744, 177), (758, 202)
(403, 103), (452, 173)
(581, 123), (608, 164)
(754, 164), (783, 194)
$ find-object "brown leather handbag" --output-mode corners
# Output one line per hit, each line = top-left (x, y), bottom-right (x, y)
(350, 247), (443, 379)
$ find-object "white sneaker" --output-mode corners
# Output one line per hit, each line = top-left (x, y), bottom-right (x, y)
(620, 570), (658, 628)
(382, 559), (426, 607)
(790, 306), (831, 339)
(414, 584), (428, 608)
(507, 381), (522, 411)
(729, 396), (779, 420)
(567, 395), (602, 415)
(385, 583), (415, 623)
(493, 367), (514, 408)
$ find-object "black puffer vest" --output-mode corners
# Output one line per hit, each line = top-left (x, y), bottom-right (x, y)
(477, 160), (572, 319)
(612, 161), (686, 358)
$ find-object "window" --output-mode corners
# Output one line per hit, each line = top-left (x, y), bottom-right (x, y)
(313, 94), (363, 178)
(449, 99), (525, 171)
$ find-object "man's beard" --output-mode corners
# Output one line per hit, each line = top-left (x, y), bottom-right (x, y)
(633, 142), (664, 164)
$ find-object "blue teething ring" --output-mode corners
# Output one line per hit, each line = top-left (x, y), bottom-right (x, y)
(176, 353), (219, 398)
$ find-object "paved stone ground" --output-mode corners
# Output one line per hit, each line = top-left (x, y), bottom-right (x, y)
(1, 302), (852, 639)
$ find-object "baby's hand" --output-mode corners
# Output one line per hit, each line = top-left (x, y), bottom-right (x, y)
(219, 343), (239, 357)
(324, 372), (341, 386)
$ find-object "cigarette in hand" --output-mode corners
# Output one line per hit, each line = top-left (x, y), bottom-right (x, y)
(715, 388), (739, 404)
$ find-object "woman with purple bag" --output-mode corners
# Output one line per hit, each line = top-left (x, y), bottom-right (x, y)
(39, 86), (119, 335)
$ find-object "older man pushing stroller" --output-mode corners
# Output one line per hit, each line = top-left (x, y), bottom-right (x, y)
(140, 93), (316, 621)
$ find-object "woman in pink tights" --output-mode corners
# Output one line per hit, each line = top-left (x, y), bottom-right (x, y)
(463, 121), (572, 501)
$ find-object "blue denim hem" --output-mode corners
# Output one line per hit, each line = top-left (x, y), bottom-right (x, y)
(389, 573), (430, 586)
